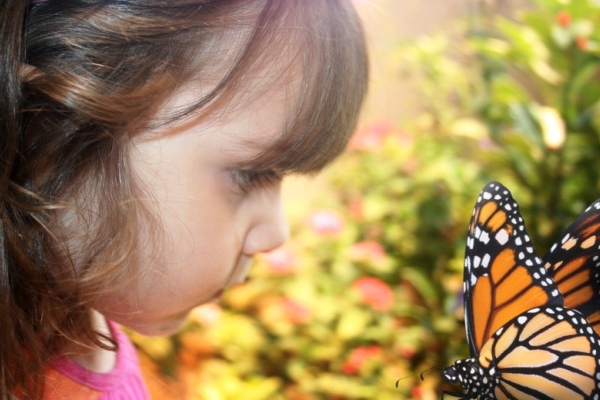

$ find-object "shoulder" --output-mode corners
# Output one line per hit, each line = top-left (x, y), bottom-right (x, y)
(43, 367), (103, 400)
(43, 322), (150, 400)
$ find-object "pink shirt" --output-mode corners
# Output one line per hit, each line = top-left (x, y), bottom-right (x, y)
(45, 321), (150, 400)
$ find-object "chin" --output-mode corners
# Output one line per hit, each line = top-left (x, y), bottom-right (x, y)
(121, 315), (189, 337)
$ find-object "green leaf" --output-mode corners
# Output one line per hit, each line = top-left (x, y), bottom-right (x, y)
(401, 267), (438, 307)
(509, 103), (544, 148)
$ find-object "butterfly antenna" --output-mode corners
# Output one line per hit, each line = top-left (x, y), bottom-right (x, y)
(395, 366), (445, 388)
(395, 376), (407, 388)
(420, 365), (445, 380)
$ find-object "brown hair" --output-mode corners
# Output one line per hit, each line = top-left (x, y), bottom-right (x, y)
(0, 0), (368, 397)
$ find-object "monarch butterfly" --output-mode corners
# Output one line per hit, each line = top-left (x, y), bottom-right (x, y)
(542, 199), (600, 335)
(442, 181), (600, 400)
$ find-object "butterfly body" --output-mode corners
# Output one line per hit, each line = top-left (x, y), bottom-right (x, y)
(444, 306), (600, 399)
(443, 182), (600, 400)
(443, 358), (492, 398)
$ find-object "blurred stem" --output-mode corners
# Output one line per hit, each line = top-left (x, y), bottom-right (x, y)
(544, 46), (575, 242)
(531, 45), (575, 247)
(544, 149), (565, 245)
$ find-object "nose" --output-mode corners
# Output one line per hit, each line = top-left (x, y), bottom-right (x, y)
(242, 184), (290, 256)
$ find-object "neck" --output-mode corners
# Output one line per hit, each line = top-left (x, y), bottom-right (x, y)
(67, 310), (117, 373)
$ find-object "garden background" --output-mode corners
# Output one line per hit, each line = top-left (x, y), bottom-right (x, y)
(131, 0), (600, 398)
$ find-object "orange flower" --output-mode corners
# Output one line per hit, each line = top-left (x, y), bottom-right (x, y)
(411, 385), (423, 399)
(352, 276), (394, 311)
(341, 345), (382, 375)
(556, 10), (571, 27)
(576, 36), (588, 50)
(347, 196), (364, 221)
(398, 344), (418, 360)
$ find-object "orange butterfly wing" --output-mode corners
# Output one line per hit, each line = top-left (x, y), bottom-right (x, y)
(463, 182), (563, 355)
(480, 307), (600, 400)
(542, 200), (600, 335)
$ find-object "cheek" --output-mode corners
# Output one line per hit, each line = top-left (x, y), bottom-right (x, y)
(155, 185), (239, 264)
(140, 182), (247, 301)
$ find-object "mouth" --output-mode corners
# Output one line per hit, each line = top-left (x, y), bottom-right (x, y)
(205, 258), (253, 304)
(207, 289), (224, 302)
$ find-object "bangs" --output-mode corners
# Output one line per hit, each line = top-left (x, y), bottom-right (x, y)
(237, 0), (369, 175)
(128, 0), (368, 174)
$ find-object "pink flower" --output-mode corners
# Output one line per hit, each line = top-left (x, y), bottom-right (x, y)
(278, 298), (311, 324)
(341, 345), (382, 375)
(261, 246), (298, 275)
(348, 121), (394, 151)
(309, 210), (344, 236)
(352, 277), (394, 311)
(478, 137), (499, 151)
(349, 241), (386, 263)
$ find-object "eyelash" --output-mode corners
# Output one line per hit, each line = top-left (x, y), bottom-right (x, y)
(231, 169), (283, 192)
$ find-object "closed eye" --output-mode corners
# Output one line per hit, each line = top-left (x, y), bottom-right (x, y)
(230, 169), (283, 193)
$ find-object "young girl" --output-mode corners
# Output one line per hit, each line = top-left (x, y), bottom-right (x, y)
(1, 0), (368, 398)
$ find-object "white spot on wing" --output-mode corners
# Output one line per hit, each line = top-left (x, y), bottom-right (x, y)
(495, 229), (509, 245)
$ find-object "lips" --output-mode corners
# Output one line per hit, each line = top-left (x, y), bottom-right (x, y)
(208, 289), (224, 302)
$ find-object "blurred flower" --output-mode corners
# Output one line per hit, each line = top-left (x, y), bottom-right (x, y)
(478, 137), (499, 151)
(349, 240), (387, 263)
(261, 246), (299, 275)
(400, 157), (419, 176)
(347, 121), (395, 151)
(398, 344), (418, 360)
(189, 303), (222, 327)
(347, 196), (364, 221)
(352, 276), (394, 311)
(278, 297), (311, 324)
(341, 345), (382, 375)
(556, 10), (571, 27)
(309, 209), (344, 236)
(411, 385), (423, 399)
(576, 36), (588, 49)
(537, 105), (566, 150)
(179, 331), (216, 363)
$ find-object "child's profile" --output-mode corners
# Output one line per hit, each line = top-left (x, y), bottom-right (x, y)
(1, 0), (368, 398)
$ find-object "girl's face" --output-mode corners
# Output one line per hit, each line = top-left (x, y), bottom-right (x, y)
(97, 71), (296, 336)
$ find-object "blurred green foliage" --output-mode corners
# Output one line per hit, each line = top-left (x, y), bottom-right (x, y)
(467, 0), (600, 249)
(130, 0), (600, 398)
